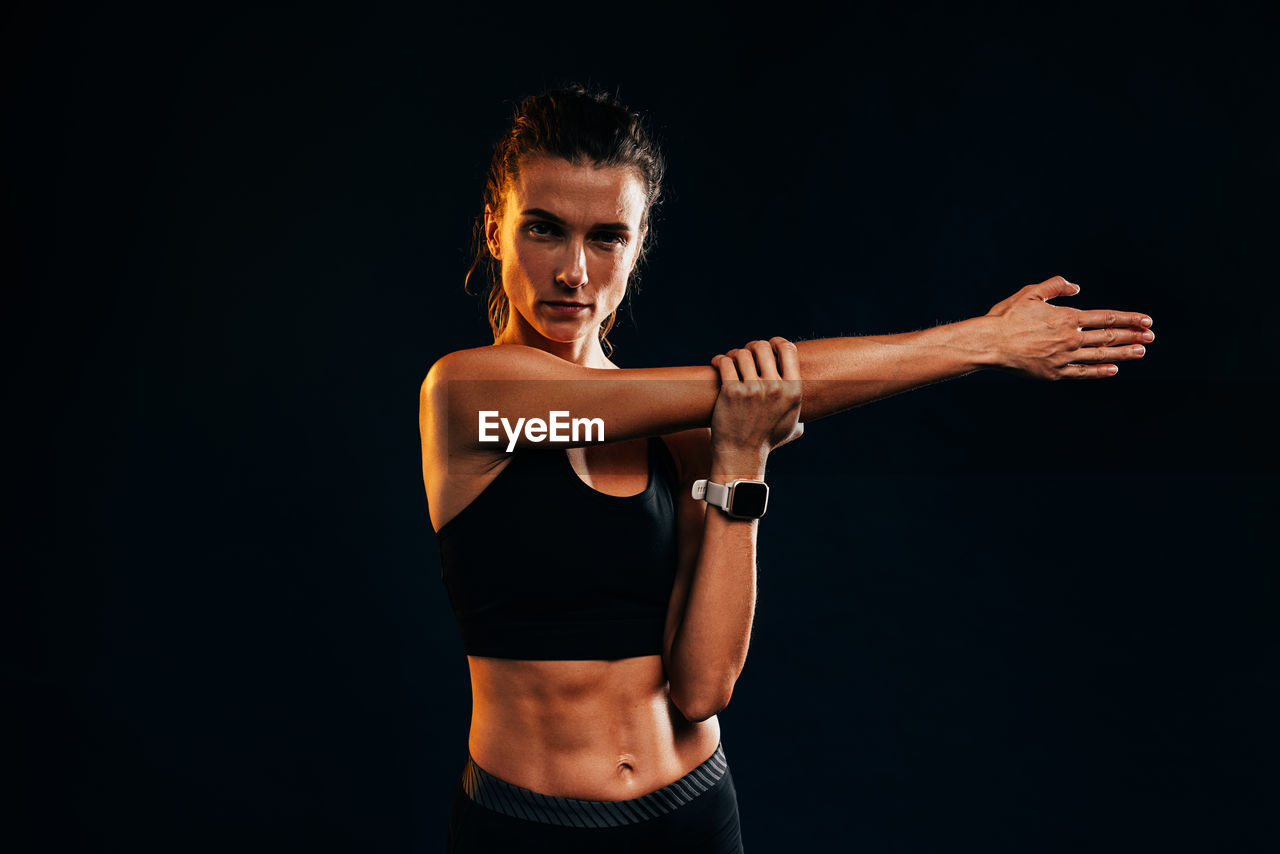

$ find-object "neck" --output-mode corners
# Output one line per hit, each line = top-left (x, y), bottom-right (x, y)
(495, 311), (614, 368)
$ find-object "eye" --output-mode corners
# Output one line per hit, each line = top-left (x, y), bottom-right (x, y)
(593, 231), (628, 247)
(527, 221), (561, 238)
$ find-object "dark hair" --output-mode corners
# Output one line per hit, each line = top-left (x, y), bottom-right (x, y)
(464, 85), (666, 358)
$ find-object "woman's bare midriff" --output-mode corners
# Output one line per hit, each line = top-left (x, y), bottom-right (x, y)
(427, 425), (715, 801)
(467, 654), (721, 801)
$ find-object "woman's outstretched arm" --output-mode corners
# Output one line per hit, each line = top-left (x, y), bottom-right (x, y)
(791, 276), (1154, 421)
(422, 276), (1153, 452)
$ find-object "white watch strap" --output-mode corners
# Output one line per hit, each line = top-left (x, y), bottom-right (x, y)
(691, 479), (730, 510)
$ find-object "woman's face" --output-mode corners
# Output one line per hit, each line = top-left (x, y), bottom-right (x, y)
(486, 156), (647, 358)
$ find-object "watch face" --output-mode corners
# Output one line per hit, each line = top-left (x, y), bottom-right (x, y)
(729, 481), (769, 518)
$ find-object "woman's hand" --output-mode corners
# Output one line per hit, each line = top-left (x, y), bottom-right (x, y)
(984, 275), (1154, 379)
(708, 337), (804, 476)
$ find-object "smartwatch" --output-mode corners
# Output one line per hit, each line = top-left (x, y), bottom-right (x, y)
(692, 479), (770, 519)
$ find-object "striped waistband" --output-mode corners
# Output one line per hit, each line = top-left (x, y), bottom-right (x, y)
(461, 742), (728, 828)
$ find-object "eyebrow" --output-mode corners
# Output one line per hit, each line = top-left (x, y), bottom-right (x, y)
(521, 208), (632, 232)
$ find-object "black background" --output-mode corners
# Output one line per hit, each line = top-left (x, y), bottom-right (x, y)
(12, 2), (1277, 852)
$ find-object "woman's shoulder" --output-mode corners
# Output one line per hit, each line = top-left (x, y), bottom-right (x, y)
(422, 343), (579, 391)
(425, 343), (528, 381)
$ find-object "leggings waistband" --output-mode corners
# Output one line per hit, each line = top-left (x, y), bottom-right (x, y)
(460, 742), (729, 828)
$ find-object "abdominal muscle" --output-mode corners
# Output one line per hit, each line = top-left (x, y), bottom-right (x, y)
(467, 654), (721, 801)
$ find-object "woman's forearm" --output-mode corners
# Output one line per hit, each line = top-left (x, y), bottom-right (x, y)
(665, 451), (766, 723)
(794, 316), (999, 422)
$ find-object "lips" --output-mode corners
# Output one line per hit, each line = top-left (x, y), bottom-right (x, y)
(543, 301), (591, 315)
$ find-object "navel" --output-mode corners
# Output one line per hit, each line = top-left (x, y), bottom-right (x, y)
(616, 753), (637, 775)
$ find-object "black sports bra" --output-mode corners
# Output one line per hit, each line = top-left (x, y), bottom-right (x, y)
(435, 436), (681, 660)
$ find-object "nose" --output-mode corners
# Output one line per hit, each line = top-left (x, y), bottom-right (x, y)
(556, 239), (588, 289)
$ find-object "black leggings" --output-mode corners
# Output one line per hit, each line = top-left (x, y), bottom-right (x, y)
(447, 742), (744, 853)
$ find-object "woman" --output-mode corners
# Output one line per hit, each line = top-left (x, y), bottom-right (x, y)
(420, 86), (1153, 852)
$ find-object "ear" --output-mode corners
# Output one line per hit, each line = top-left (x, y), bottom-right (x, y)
(484, 205), (501, 261)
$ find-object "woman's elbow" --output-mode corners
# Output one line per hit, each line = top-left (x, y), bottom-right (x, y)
(669, 681), (734, 723)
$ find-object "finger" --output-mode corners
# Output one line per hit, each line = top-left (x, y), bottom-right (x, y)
(713, 353), (742, 384)
(730, 348), (761, 382)
(1078, 327), (1155, 348)
(747, 340), (782, 381)
(770, 336), (802, 381)
(1062, 363), (1120, 379)
(1066, 344), (1147, 363)
(1027, 275), (1080, 302)
(1076, 309), (1154, 329)
(771, 337), (804, 411)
